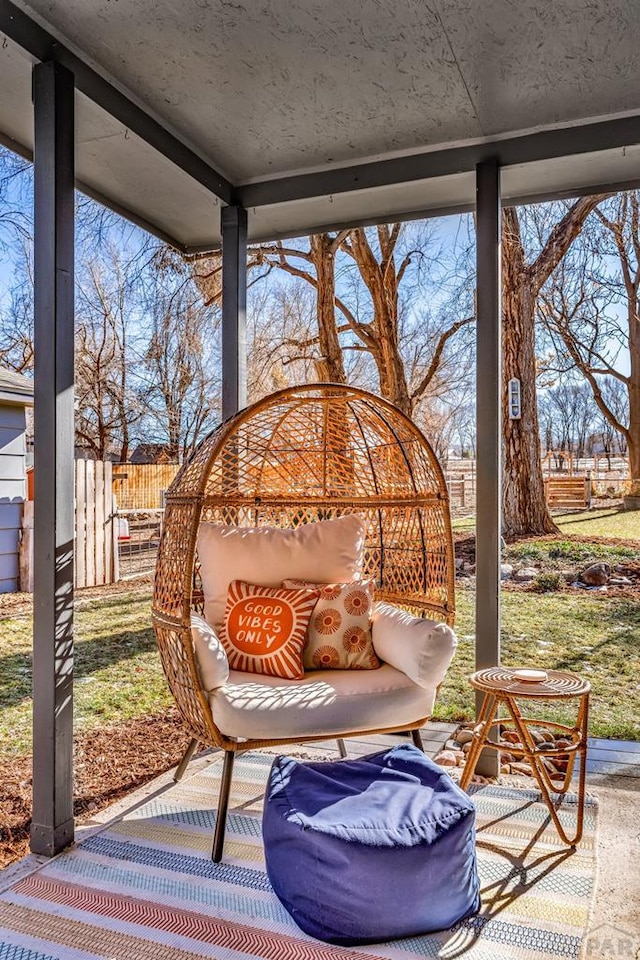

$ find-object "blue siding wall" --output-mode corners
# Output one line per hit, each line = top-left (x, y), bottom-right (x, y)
(0, 404), (27, 592)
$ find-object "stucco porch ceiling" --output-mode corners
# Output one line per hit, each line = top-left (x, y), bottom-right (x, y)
(1, 0), (639, 248)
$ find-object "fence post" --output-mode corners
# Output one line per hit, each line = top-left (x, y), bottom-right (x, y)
(19, 501), (34, 593)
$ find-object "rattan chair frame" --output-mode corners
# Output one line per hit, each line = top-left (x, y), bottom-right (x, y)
(152, 384), (455, 859)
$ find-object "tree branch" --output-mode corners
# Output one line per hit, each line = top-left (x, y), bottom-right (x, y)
(529, 194), (612, 293)
(410, 315), (474, 402)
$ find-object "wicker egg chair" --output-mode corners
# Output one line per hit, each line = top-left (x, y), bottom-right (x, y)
(152, 383), (455, 859)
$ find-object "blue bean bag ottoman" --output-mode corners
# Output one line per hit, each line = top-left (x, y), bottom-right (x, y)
(262, 743), (480, 945)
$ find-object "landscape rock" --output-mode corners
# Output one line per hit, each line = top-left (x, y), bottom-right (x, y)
(609, 576), (633, 586)
(513, 567), (539, 582)
(500, 764), (511, 774)
(456, 729), (474, 745)
(580, 562), (611, 586)
(529, 729), (546, 744)
(542, 758), (560, 776)
(455, 558), (465, 570)
(500, 564), (514, 580)
(502, 731), (520, 744)
(510, 762), (532, 776)
(434, 750), (457, 767)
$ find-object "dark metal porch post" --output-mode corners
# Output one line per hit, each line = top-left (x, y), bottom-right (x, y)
(30, 60), (76, 856)
(474, 159), (501, 777)
(221, 205), (248, 421)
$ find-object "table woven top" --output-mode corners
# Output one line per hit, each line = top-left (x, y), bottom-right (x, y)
(469, 666), (591, 698)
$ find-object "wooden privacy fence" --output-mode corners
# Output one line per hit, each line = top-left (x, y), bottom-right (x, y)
(112, 463), (179, 510)
(76, 459), (119, 587)
(22, 460), (119, 590)
(446, 475), (475, 509)
(544, 475), (592, 510)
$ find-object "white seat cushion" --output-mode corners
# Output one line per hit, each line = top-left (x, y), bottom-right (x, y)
(209, 665), (434, 741)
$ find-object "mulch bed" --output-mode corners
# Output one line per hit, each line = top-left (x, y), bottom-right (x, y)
(454, 532), (640, 596)
(0, 708), (190, 869)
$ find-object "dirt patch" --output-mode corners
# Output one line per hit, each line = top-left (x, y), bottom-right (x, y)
(454, 533), (476, 565)
(0, 708), (189, 869)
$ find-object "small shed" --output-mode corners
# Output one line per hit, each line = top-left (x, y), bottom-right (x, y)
(0, 368), (33, 592)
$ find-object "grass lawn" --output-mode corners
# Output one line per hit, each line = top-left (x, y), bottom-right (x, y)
(434, 587), (640, 741)
(554, 505), (640, 539)
(0, 588), (172, 757)
(1, 580), (638, 757)
(453, 504), (640, 541)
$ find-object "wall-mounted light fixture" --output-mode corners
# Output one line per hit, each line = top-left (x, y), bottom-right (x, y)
(508, 378), (521, 419)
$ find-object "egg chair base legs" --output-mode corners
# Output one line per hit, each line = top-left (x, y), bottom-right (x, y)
(212, 750), (236, 862)
(411, 729), (424, 751)
(174, 738), (200, 782)
(337, 738), (347, 758)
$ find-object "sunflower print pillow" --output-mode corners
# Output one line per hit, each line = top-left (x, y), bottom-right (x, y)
(282, 579), (380, 671)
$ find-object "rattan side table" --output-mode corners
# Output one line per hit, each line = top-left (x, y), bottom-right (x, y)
(459, 667), (590, 846)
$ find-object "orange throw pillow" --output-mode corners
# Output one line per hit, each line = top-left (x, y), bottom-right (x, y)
(220, 580), (319, 679)
(283, 579), (380, 671)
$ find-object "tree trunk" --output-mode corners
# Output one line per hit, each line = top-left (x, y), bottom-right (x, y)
(502, 209), (558, 539)
(348, 228), (411, 414)
(310, 234), (346, 383)
(373, 297), (412, 415)
(119, 427), (129, 463)
(167, 405), (182, 461)
(628, 296), (640, 491)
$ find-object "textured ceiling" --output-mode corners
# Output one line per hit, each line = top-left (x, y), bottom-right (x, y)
(12, 0), (640, 181)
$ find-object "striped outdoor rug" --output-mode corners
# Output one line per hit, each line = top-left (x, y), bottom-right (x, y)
(0, 750), (597, 960)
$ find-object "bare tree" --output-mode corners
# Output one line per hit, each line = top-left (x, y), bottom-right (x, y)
(246, 278), (325, 396)
(254, 234), (350, 383)
(501, 196), (609, 538)
(254, 223), (474, 416)
(0, 148), (31, 244)
(75, 250), (145, 460)
(0, 245), (34, 373)
(539, 192), (639, 491)
(142, 249), (220, 459)
(538, 381), (595, 458)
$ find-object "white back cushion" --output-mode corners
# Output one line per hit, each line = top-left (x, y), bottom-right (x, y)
(197, 515), (365, 630)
